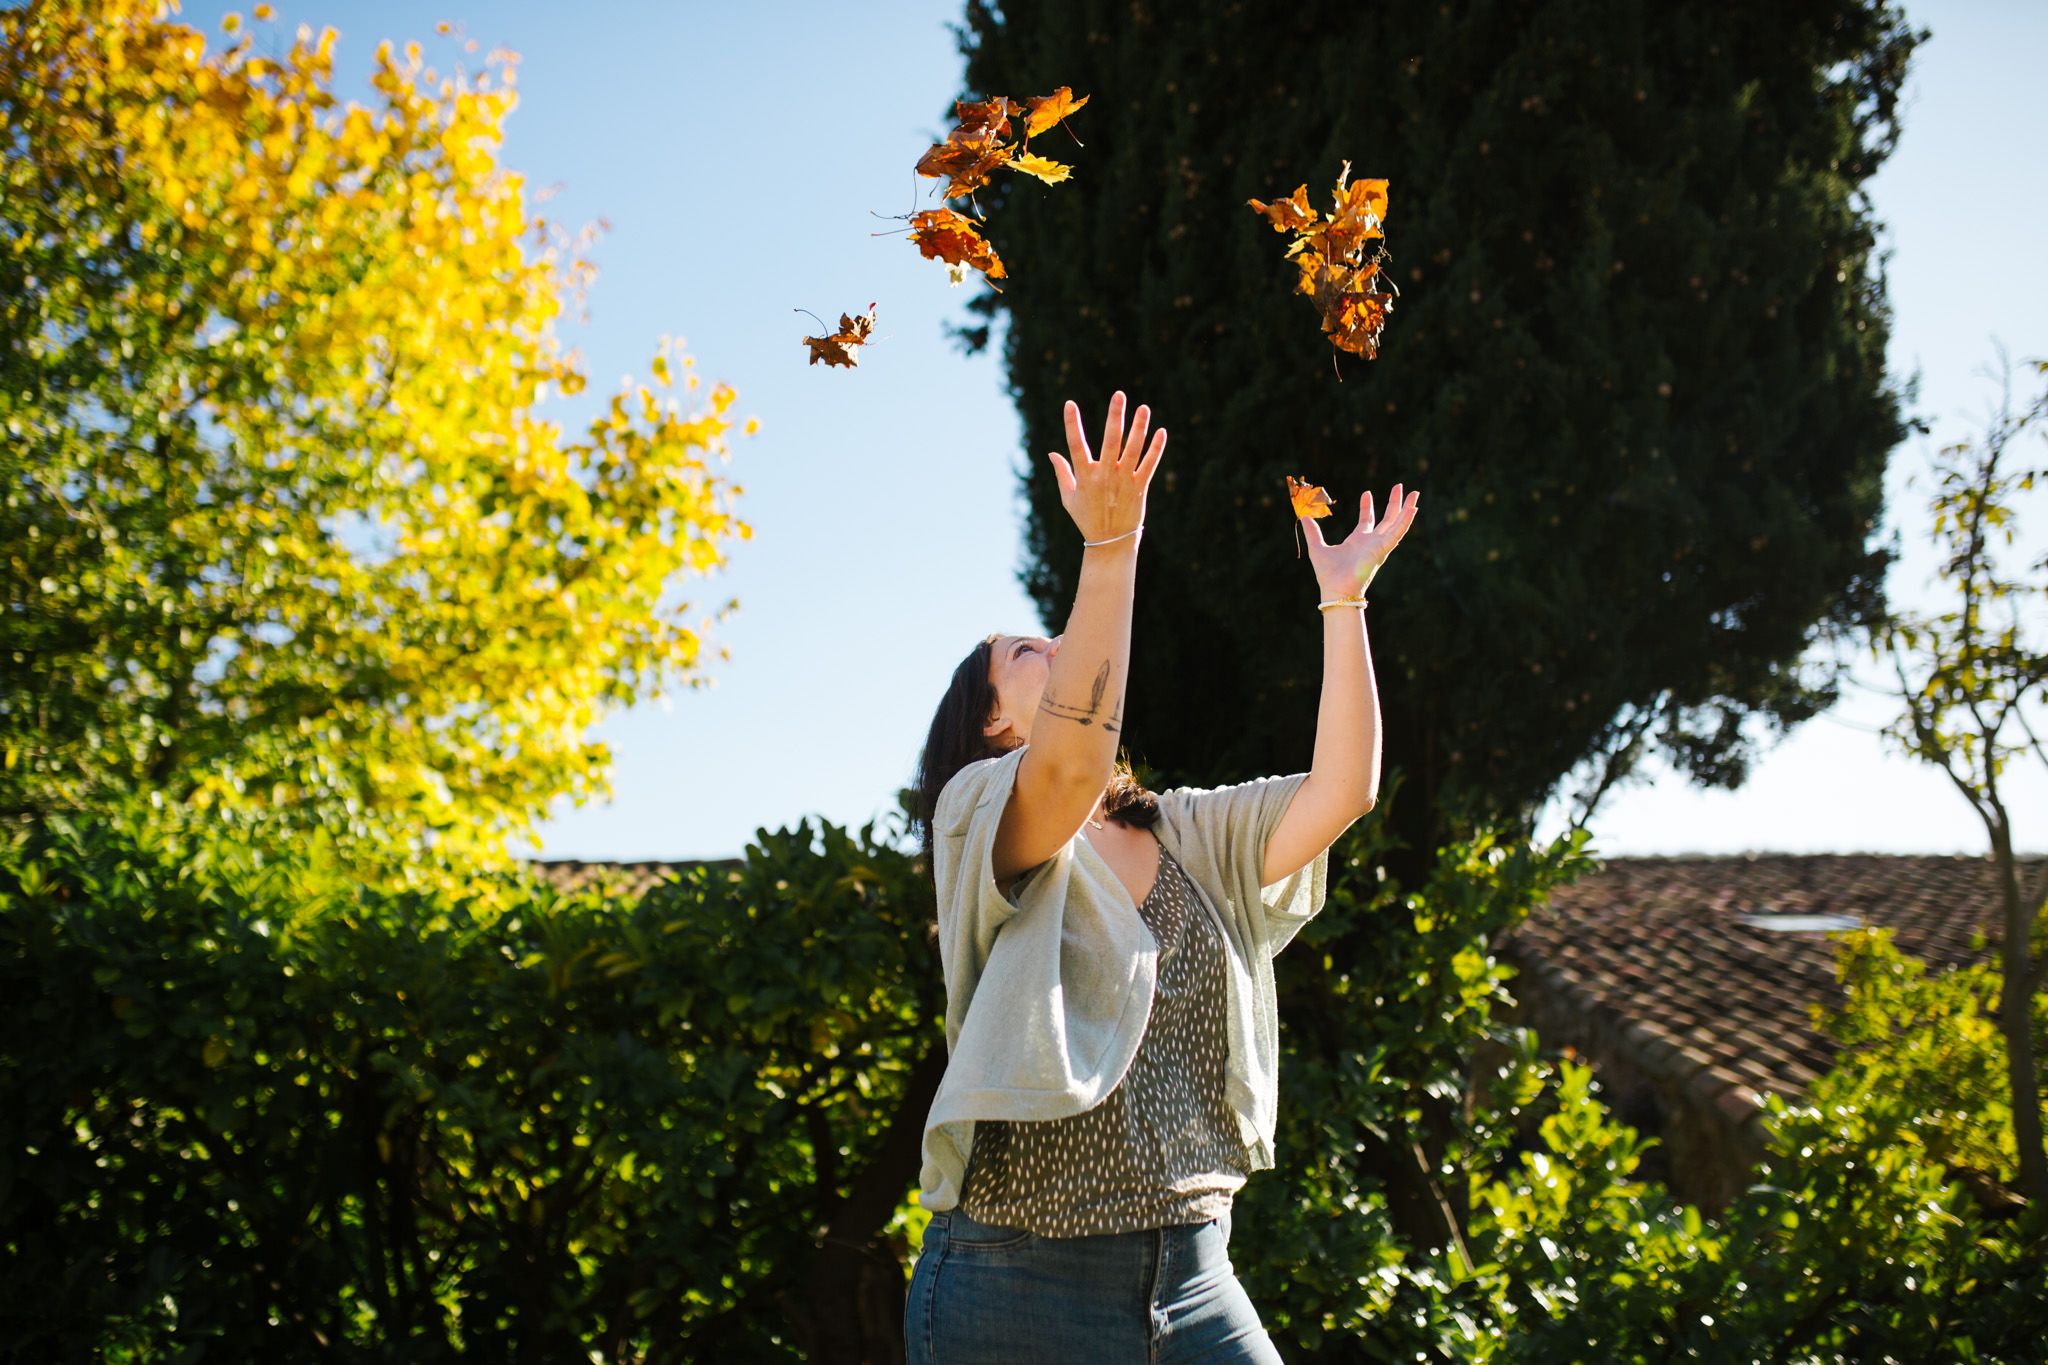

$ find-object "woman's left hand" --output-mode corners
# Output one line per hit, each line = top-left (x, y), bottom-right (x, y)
(1303, 484), (1421, 601)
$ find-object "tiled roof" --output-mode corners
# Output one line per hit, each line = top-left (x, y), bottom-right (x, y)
(526, 858), (740, 901)
(1510, 854), (2033, 1097)
(1503, 853), (2043, 1205)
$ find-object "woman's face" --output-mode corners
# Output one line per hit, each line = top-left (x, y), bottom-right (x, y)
(984, 633), (1061, 746)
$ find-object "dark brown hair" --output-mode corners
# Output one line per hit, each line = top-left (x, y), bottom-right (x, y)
(912, 634), (1157, 865)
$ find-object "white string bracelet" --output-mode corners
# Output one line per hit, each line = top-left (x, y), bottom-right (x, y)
(1317, 597), (1369, 612)
(1082, 527), (1144, 548)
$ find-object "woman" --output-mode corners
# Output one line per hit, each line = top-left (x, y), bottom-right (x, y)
(906, 392), (1418, 1364)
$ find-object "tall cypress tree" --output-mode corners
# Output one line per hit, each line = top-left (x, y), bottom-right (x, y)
(958, 0), (1915, 854)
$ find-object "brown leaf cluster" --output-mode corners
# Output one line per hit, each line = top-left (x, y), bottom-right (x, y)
(1249, 164), (1395, 360)
(907, 208), (1008, 289)
(915, 88), (1088, 200)
(802, 304), (877, 369)
(900, 86), (1088, 290)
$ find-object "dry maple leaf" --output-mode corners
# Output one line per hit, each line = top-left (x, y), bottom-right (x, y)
(1326, 292), (1392, 359)
(1009, 151), (1073, 185)
(953, 95), (1023, 138)
(1248, 184), (1318, 234)
(1023, 86), (1090, 141)
(908, 208), (1007, 288)
(901, 87), (1084, 286)
(915, 125), (1015, 199)
(801, 304), (878, 368)
(1320, 164), (1389, 260)
(1250, 164), (1394, 368)
(1297, 256), (1391, 359)
(1287, 475), (1335, 520)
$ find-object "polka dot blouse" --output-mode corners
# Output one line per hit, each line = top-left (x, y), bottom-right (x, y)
(960, 845), (1251, 1237)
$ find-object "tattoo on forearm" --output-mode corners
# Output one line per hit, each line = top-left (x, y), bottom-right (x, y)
(1039, 660), (1121, 732)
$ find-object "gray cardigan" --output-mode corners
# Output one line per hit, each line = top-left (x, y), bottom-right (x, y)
(919, 746), (1328, 1211)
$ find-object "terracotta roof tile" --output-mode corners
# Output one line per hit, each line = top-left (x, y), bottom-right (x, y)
(525, 857), (742, 901)
(1507, 854), (2043, 1105)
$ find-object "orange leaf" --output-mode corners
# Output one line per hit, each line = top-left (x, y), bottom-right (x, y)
(1008, 151), (1073, 185)
(1023, 86), (1090, 140)
(914, 125), (1014, 199)
(1252, 163), (1395, 365)
(1287, 476), (1334, 520)
(1322, 165), (1389, 259)
(1326, 291), (1392, 359)
(954, 95), (1023, 139)
(802, 304), (877, 369)
(1247, 184), (1317, 234)
(907, 208), (1007, 287)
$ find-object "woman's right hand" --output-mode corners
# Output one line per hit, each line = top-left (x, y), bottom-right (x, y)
(992, 392), (1162, 881)
(1049, 392), (1167, 544)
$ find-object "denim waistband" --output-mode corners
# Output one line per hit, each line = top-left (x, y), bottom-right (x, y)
(909, 1205), (1276, 1363)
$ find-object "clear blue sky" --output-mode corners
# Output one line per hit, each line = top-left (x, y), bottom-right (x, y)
(199, 0), (2047, 859)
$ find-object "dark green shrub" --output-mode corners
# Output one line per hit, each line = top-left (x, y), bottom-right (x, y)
(0, 810), (940, 1362)
(1474, 931), (2048, 1364)
(1231, 823), (2047, 1363)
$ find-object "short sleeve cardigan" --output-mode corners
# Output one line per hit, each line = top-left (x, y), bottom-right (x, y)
(918, 745), (1329, 1212)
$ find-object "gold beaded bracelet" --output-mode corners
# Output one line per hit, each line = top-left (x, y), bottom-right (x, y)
(1316, 597), (1369, 612)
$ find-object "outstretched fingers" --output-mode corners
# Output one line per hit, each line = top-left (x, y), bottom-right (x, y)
(1119, 403), (1152, 471)
(1062, 399), (1094, 467)
(1133, 425), (1168, 486)
(1048, 450), (1079, 499)
(1371, 488), (1420, 554)
(1097, 391), (1128, 465)
(1388, 486), (1420, 541)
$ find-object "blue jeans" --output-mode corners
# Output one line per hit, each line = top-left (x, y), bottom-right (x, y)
(904, 1207), (1285, 1364)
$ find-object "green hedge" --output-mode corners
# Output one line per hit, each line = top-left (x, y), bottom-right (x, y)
(8, 809), (2042, 1362)
(0, 812), (940, 1362)
(1478, 929), (2048, 1363)
(1225, 818), (2047, 1362)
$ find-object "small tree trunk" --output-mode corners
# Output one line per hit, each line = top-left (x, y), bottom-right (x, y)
(803, 1043), (949, 1365)
(1991, 825), (2048, 1204)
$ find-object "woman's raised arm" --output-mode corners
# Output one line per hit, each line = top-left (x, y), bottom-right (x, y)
(1260, 484), (1421, 886)
(990, 393), (1167, 882)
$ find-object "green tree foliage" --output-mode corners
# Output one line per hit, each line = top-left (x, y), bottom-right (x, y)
(957, 0), (1914, 858)
(16, 810), (2038, 1361)
(1230, 817), (1602, 1355)
(1817, 929), (2040, 1215)
(0, 809), (938, 1362)
(1881, 357), (2048, 1202)
(1489, 929), (2048, 1363)
(1240, 917), (2047, 1362)
(0, 1), (748, 868)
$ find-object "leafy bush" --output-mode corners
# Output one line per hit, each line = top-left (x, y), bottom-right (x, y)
(1477, 929), (2048, 1364)
(0, 809), (939, 1362)
(1231, 816), (1602, 1361)
(12, 804), (2040, 1362)
(1234, 824), (2048, 1364)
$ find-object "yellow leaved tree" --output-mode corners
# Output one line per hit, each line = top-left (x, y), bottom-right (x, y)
(0, 0), (749, 871)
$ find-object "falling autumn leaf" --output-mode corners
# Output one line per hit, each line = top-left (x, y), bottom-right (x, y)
(903, 87), (1085, 285)
(1247, 184), (1317, 234)
(1023, 86), (1090, 141)
(1287, 476), (1335, 520)
(914, 125), (1014, 199)
(801, 304), (877, 368)
(907, 208), (1006, 288)
(1249, 163), (1395, 365)
(1319, 165), (1389, 260)
(1009, 152), (1073, 185)
(953, 95), (1023, 138)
